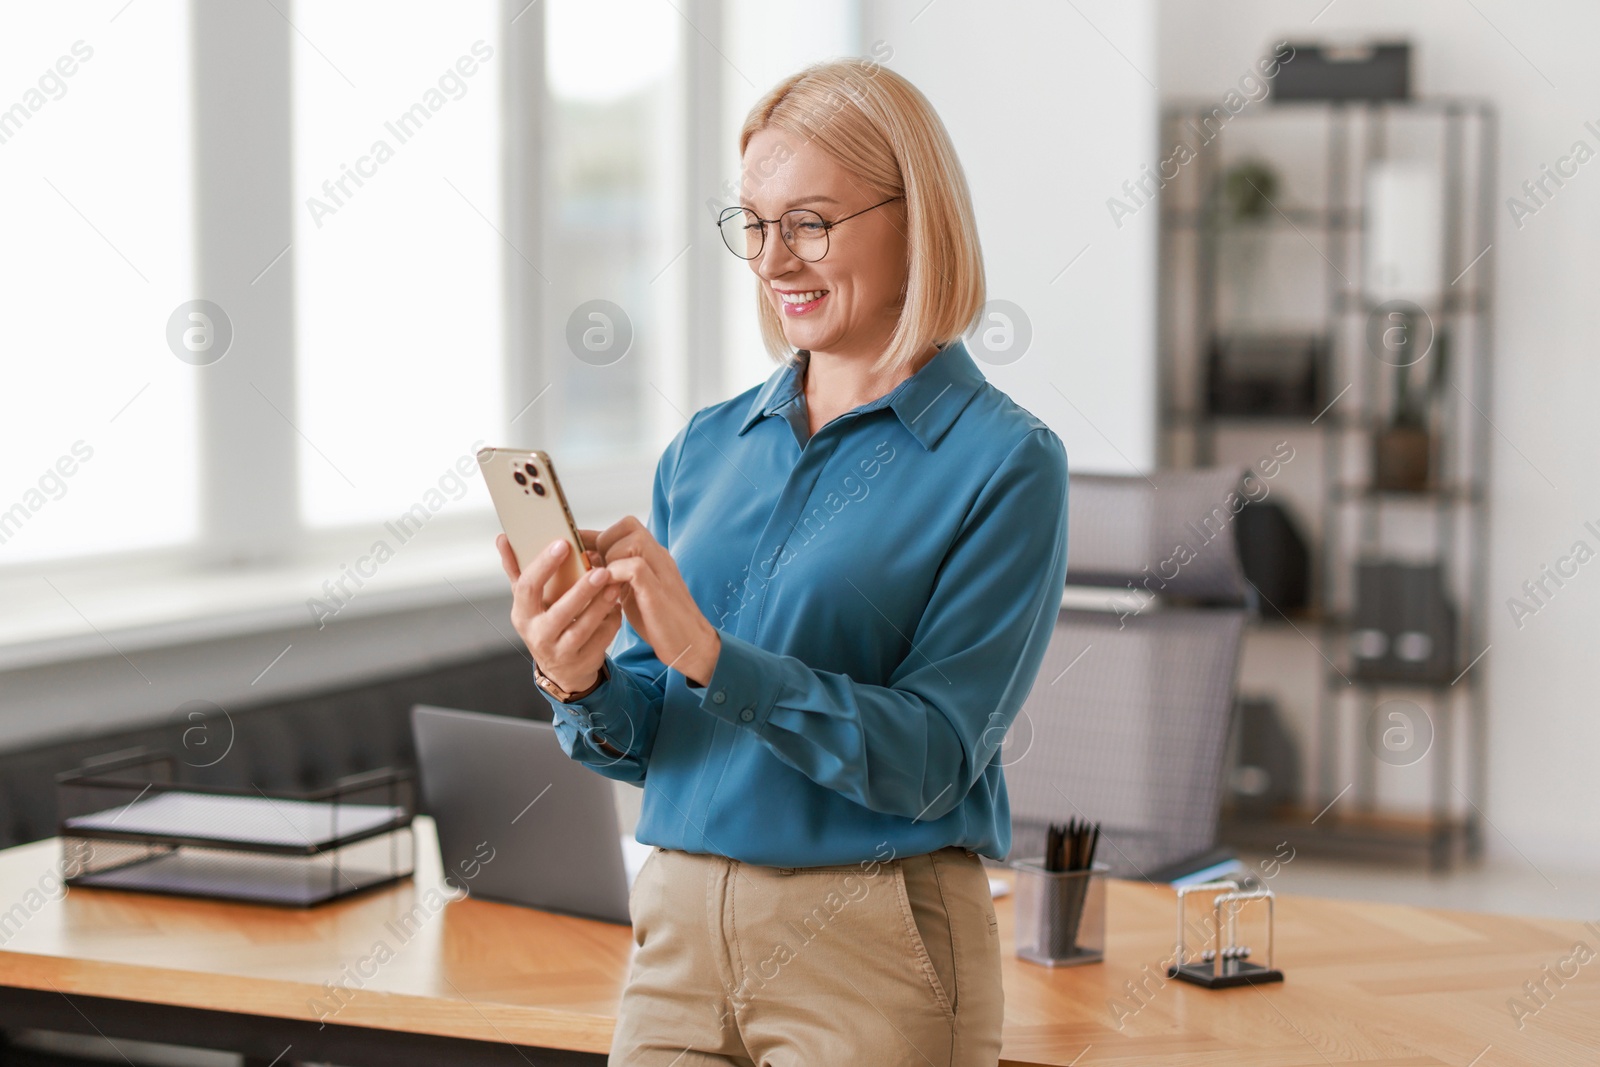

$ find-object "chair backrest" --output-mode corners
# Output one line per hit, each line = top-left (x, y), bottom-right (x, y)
(1003, 467), (1252, 877)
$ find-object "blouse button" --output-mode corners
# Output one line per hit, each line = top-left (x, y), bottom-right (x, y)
(712, 690), (727, 704)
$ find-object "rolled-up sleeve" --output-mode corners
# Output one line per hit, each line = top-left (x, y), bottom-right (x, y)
(690, 428), (1069, 820)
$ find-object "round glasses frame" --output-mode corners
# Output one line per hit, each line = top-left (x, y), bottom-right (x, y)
(715, 196), (903, 262)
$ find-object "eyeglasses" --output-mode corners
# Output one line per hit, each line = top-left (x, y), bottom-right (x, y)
(715, 197), (903, 262)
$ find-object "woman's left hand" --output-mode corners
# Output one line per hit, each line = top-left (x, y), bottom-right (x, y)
(591, 516), (721, 687)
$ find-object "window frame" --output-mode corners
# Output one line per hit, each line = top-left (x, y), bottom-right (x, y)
(0, 0), (729, 592)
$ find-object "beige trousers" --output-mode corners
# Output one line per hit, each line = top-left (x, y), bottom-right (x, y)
(610, 844), (1005, 1067)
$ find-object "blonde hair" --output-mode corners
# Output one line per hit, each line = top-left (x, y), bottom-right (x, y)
(738, 59), (985, 376)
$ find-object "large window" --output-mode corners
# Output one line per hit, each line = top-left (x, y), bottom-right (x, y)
(719, 5), (860, 390)
(0, 1), (196, 564)
(0, 0), (859, 584)
(290, 1), (504, 529)
(544, 0), (685, 464)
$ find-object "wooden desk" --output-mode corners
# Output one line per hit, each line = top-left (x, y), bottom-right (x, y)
(0, 819), (1594, 1066)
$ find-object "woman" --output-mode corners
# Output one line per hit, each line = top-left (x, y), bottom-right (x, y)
(497, 59), (1069, 1067)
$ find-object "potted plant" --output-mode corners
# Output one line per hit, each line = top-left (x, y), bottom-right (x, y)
(1371, 311), (1445, 492)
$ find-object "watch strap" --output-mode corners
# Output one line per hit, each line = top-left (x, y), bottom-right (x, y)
(535, 661), (609, 703)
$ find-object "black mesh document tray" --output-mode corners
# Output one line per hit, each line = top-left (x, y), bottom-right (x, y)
(56, 749), (415, 907)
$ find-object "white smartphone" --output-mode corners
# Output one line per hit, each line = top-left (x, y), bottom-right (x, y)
(478, 447), (589, 600)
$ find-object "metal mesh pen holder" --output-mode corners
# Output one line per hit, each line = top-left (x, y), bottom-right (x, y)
(1011, 859), (1109, 967)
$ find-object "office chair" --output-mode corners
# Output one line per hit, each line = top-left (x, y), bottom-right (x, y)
(1002, 468), (1255, 878)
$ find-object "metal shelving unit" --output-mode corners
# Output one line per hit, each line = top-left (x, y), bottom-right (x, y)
(1157, 98), (1496, 867)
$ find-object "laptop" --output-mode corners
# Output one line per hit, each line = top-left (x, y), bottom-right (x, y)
(411, 704), (643, 924)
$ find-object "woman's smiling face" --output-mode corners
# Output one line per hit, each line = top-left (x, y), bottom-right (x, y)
(740, 127), (910, 359)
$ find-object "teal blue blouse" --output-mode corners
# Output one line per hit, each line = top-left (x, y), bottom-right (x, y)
(540, 339), (1070, 866)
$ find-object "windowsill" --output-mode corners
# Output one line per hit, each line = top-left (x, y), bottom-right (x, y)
(0, 455), (659, 675)
(1, 498), (1154, 677)
(0, 519), (516, 674)
(2, 573), (1147, 675)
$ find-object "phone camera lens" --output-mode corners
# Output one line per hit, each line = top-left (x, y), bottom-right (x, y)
(525, 463), (538, 476)
(513, 471), (527, 485)
(532, 483), (546, 497)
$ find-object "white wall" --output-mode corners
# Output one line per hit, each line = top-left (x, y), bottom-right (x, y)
(862, 0), (1159, 472)
(1160, 0), (1600, 870)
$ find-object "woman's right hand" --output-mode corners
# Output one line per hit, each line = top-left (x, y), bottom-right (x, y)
(496, 533), (624, 693)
